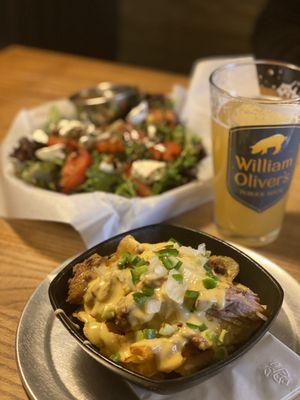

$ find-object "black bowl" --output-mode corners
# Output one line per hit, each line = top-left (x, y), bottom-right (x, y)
(48, 224), (283, 394)
(69, 82), (140, 125)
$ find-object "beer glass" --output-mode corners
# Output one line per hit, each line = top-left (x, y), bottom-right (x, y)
(209, 61), (300, 246)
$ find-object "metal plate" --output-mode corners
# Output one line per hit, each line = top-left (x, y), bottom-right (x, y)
(16, 248), (300, 400)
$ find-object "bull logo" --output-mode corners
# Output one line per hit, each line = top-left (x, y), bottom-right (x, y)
(250, 134), (287, 155)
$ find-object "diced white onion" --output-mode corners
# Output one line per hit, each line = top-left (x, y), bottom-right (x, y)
(159, 323), (176, 336)
(197, 255), (208, 268)
(148, 256), (166, 277)
(164, 273), (187, 304)
(145, 299), (161, 314)
(180, 246), (202, 258)
(197, 243), (206, 255)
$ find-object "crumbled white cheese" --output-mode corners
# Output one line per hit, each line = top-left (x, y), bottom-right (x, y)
(58, 119), (83, 136)
(32, 129), (49, 144)
(79, 131), (100, 146)
(131, 160), (166, 184)
(147, 124), (157, 138)
(35, 144), (66, 161)
(99, 161), (114, 173)
(153, 143), (166, 152)
(144, 140), (156, 149)
(86, 123), (96, 134)
(130, 130), (140, 140)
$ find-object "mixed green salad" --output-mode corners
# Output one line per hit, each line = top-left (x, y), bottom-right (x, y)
(11, 95), (205, 197)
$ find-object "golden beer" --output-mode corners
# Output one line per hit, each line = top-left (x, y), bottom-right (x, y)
(210, 62), (300, 246)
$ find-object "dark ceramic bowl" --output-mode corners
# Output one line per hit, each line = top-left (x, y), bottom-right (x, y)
(48, 224), (283, 394)
(70, 82), (140, 126)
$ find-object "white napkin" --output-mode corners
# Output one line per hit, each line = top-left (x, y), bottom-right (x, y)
(0, 56), (257, 248)
(129, 332), (300, 400)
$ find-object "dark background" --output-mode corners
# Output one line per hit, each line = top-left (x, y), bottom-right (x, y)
(1, 0), (299, 74)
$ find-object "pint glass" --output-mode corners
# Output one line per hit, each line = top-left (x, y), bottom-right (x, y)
(210, 61), (300, 246)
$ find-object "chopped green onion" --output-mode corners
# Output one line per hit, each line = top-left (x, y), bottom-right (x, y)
(159, 255), (182, 270)
(135, 330), (144, 341)
(185, 290), (199, 298)
(132, 256), (147, 267)
(204, 330), (219, 344)
(184, 290), (199, 311)
(172, 274), (183, 283)
(131, 264), (148, 284)
(186, 322), (208, 332)
(143, 329), (157, 339)
(133, 292), (148, 305)
(118, 252), (131, 269)
(109, 353), (121, 363)
(203, 263), (219, 280)
(133, 286), (154, 305)
(203, 277), (218, 289)
(142, 286), (155, 296)
(169, 238), (180, 245)
(186, 322), (200, 330)
(102, 309), (115, 320)
(157, 247), (179, 256)
(174, 260), (183, 270)
(218, 329), (227, 343)
(198, 323), (208, 332)
(118, 252), (147, 270)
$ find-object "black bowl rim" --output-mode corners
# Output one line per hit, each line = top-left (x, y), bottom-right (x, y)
(69, 82), (140, 104)
(48, 223), (284, 388)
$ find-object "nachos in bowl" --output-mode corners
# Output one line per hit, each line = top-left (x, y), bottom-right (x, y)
(67, 235), (267, 378)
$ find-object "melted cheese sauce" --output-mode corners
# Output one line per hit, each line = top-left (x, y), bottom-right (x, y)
(74, 236), (232, 375)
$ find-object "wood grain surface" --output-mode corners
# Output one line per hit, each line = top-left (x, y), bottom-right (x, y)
(0, 46), (299, 400)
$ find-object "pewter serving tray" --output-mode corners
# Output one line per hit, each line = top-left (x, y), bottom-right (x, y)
(16, 247), (300, 400)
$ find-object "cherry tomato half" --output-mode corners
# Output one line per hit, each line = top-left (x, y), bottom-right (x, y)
(60, 148), (91, 193)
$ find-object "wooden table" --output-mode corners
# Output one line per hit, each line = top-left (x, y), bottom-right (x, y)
(0, 46), (299, 400)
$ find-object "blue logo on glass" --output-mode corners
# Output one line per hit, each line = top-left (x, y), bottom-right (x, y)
(227, 125), (299, 212)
